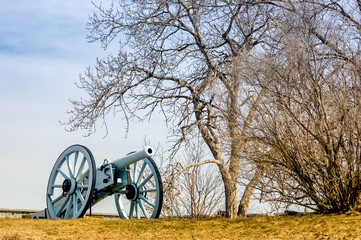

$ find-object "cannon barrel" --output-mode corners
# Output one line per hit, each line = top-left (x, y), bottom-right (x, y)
(112, 146), (154, 170)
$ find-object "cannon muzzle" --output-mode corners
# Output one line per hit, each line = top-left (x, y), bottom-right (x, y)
(112, 146), (154, 170)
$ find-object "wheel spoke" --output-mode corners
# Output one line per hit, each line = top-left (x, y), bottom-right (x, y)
(138, 200), (150, 219)
(78, 169), (89, 183)
(135, 201), (139, 219)
(76, 156), (86, 180)
(65, 195), (73, 218)
(76, 189), (85, 204)
(140, 195), (155, 209)
(136, 161), (146, 185)
(51, 194), (64, 205)
(57, 168), (69, 179)
(56, 196), (69, 217)
(138, 173), (153, 188)
(140, 188), (157, 193)
(74, 151), (79, 173)
(116, 195), (127, 217)
(66, 155), (74, 178)
(73, 193), (77, 216)
(129, 201), (135, 219)
(47, 195), (56, 213)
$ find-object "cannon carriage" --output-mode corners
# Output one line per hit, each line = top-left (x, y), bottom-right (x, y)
(32, 145), (163, 219)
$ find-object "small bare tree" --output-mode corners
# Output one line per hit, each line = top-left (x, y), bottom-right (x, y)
(66, 1), (272, 217)
(162, 138), (222, 217)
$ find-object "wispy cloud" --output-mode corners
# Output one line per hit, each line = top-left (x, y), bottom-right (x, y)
(0, 0), (96, 58)
(0, 0), (108, 102)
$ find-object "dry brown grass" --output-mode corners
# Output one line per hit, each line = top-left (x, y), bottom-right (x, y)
(1, 212), (361, 239)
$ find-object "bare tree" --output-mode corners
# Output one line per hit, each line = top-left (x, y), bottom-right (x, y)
(66, 1), (272, 218)
(162, 138), (222, 217)
(249, 0), (361, 213)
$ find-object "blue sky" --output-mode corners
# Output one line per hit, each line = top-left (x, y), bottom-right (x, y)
(0, 0), (168, 213)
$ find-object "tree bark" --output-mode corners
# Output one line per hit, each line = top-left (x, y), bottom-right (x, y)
(224, 178), (238, 218)
(237, 166), (264, 217)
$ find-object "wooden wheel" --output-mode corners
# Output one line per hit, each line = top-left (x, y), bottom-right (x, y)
(46, 145), (96, 219)
(114, 157), (163, 219)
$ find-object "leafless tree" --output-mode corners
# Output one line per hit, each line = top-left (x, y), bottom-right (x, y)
(249, 0), (361, 213)
(65, 1), (272, 217)
(162, 138), (222, 217)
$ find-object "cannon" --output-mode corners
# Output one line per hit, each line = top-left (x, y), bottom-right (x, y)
(31, 145), (163, 219)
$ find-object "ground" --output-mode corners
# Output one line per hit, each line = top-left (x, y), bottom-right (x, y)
(1, 212), (361, 239)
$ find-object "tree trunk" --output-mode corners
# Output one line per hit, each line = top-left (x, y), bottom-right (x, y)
(224, 178), (238, 218)
(237, 166), (264, 217)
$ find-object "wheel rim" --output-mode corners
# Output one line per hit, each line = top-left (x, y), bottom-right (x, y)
(115, 157), (163, 219)
(46, 145), (96, 219)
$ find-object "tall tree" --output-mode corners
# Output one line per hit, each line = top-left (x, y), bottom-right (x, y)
(66, 1), (271, 217)
(251, 0), (361, 213)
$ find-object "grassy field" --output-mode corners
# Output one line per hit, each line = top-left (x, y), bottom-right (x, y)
(1, 212), (361, 240)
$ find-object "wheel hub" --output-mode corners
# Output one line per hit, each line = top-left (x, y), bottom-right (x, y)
(62, 178), (76, 195)
(125, 184), (138, 201)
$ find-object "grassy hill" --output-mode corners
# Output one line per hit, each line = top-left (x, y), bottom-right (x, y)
(1, 212), (361, 239)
